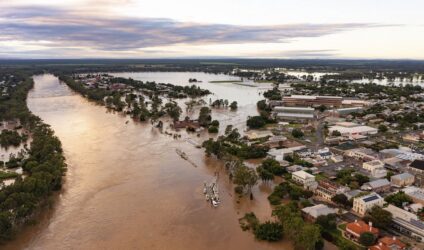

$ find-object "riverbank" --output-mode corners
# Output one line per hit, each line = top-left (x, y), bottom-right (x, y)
(0, 73), (66, 242)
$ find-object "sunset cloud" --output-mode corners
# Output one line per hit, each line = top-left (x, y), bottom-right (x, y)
(0, 6), (375, 55)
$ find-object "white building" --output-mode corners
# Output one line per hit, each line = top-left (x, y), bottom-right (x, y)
(353, 192), (384, 216)
(302, 204), (336, 221)
(273, 106), (315, 120)
(292, 170), (317, 190)
(363, 160), (387, 178)
(384, 205), (424, 242)
(329, 122), (378, 139)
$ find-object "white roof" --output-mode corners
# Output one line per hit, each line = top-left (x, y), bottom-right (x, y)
(363, 179), (390, 189)
(403, 186), (424, 200)
(329, 125), (377, 134)
(302, 204), (336, 219)
(277, 113), (314, 118)
(274, 106), (315, 112)
(292, 170), (315, 179)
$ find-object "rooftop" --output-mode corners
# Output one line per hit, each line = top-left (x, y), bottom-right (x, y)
(292, 170), (315, 179)
(391, 172), (414, 181)
(301, 204), (336, 219)
(409, 159), (424, 170)
(362, 179), (390, 189)
(346, 220), (379, 236)
(356, 192), (383, 203)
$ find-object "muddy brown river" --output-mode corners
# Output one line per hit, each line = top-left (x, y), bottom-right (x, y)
(2, 74), (300, 250)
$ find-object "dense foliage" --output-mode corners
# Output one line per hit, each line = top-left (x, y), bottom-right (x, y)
(0, 74), (66, 241)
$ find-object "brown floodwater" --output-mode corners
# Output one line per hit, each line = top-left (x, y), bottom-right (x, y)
(3, 74), (297, 250)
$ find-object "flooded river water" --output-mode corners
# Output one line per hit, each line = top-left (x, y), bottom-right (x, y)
(3, 73), (297, 250)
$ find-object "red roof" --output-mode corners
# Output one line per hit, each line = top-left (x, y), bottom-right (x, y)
(346, 220), (379, 237)
(369, 236), (406, 250)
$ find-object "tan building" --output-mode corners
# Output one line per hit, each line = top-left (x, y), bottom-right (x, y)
(315, 180), (350, 201)
(391, 173), (415, 187)
(353, 192), (384, 216)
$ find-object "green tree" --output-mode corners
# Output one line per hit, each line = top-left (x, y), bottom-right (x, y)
(359, 232), (376, 246)
(331, 194), (352, 208)
(253, 221), (283, 242)
(315, 214), (337, 231)
(331, 130), (341, 136)
(385, 191), (412, 207)
(365, 206), (392, 229)
(378, 124), (388, 133)
(164, 102), (182, 121)
(210, 120), (220, 127)
(295, 224), (321, 250)
(230, 101), (238, 110)
(233, 164), (258, 195)
(208, 126), (219, 133)
(198, 106), (212, 126)
(291, 128), (304, 138)
(246, 116), (266, 129)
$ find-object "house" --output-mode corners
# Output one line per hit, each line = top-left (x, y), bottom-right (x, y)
(384, 204), (424, 242)
(369, 236), (406, 250)
(402, 186), (424, 206)
(244, 130), (274, 140)
(353, 192), (384, 216)
(287, 165), (305, 173)
(391, 173), (415, 187)
(345, 220), (379, 241)
(407, 160), (424, 187)
(361, 179), (391, 193)
(301, 204), (336, 222)
(345, 189), (361, 200)
(345, 147), (377, 161)
(292, 170), (317, 190)
(316, 147), (332, 159)
(267, 145), (307, 162)
(263, 135), (287, 148)
(331, 154), (344, 163)
(315, 180), (350, 201)
(172, 117), (200, 130)
(363, 160), (387, 179)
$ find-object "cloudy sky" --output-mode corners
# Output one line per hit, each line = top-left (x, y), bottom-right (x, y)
(1, 0), (423, 59)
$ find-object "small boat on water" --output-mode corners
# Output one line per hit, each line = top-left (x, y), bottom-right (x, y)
(203, 178), (220, 207)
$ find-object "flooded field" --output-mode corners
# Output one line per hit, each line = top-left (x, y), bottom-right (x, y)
(3, 73), (295, 250)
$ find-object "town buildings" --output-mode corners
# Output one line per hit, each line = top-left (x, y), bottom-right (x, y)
(361, 179), (391, 193)
(282, 95), (343, 107)
(369, 236), (406, 250)
(315, 180), (350, 201)
(407, 160), (424, 187)
(273, 106), (315, 121)
(353, 192), (384, 216)
(384, 205), (424, 242)
(391, 173), (415, 187)
(363, 160), (387, 179)
(301, 204), (336, 222)
(329, 122), (378, 139)
(292, 170), (318, 190)
(402, 186), (424, 205)
(345, 220), (379, 241)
